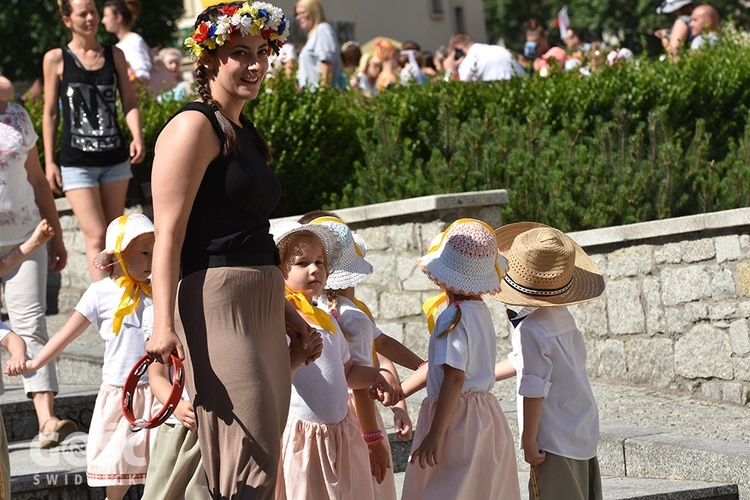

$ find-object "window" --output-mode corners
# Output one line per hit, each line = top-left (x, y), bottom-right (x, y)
(431, 0), (444, 15)
(454, 6), (465, 33)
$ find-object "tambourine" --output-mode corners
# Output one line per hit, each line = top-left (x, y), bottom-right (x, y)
(122, 353), (184, 431)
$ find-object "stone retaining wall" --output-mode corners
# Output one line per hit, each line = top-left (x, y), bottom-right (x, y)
(51, 194), (750, 405)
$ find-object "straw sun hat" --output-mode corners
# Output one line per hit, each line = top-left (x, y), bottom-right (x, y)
(270, 220), (342, 271)
(94, 213), (154, 271)
(307, 218), (373, 290)
(419, 219), (506, 296)
(489, 222), (605, 307)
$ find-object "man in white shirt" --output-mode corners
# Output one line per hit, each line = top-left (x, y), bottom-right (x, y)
(689, 4), (720, 50)
(445, 33), (525, 82)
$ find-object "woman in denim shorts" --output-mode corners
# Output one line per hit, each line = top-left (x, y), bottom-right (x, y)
(43, 0), (145, 281)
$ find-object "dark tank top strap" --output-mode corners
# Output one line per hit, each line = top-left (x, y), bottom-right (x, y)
(155, 101), (225, 154)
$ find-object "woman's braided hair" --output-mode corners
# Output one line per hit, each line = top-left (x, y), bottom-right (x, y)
(192, 2), (273, 162)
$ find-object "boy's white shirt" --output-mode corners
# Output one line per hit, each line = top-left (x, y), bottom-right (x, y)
(508, 306), (599, 460)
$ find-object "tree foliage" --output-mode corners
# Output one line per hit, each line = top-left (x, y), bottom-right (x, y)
(484, 0), (750, 55)
(0, 0), (184, 83)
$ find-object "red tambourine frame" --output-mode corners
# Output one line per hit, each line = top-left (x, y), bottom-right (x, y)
(122, 353), (185, 430)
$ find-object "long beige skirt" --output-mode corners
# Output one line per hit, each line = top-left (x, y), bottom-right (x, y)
(176, 265), (292, 499)
(347, 393), (397, 500)
(402, 391), (520, 500)
(276, 413), (375, 500)
(86, 383), (156, 487)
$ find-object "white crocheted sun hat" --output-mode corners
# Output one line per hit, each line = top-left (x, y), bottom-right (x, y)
(270, 220), (342, 271)
(489, 222), (604, 307)
(308, 217), (373, 290)
(94, 213), (154, 270)
(418, 219), (507, 296)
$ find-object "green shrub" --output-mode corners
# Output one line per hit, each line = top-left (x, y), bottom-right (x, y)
(26, 38), (750, 230)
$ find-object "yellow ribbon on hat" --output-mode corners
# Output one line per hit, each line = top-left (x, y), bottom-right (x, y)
(112, 215), (152, 335)
(350, 296), (379, 366)
(310, 216), (365, 257)
(285, 286), (336, 333)
(421, 218), (505, 333)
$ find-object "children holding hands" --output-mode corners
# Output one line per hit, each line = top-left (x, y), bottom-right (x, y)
(270, 220), (402, 500)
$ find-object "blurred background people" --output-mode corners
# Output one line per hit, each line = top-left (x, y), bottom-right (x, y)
(295, 0), (342, 88)
(101, 0), (152, 86)
(654, 0), (696, 58)
(351, 53), (381, 97)
(446, 33), (524, 82)
(689, 4), (720, 49)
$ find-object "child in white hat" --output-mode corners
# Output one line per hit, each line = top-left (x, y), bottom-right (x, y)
(270, 220), (401, 500)
(7, 213), (157, 500)
(492, 222), (606, 500)
(304, 213), (423, 499)
(400, 218), (520, 500)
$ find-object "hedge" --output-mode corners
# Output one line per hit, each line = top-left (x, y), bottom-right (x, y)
(26, 35), (750, 232)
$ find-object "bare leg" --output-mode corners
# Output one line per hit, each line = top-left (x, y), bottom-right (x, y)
(99, 179), (129, 227)
(105, 484), (130, 500)
(31, 391), (56, 430)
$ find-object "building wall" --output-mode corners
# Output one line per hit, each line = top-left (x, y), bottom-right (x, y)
(179, 0), (488, 51)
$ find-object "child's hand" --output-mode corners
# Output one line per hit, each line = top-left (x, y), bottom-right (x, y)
(392, 406), (413, 441)
(370, 373), (403, 407)
(289, 327), (323, 368)
(29, 219), (55, 248)
(24, 359), (37, 373)
(3, 355), (28, 376)
(173, 400), (197, 430)
(409, 431), (443, 468)
(367, 438), (391, 483)
(522, 439), (546, 466)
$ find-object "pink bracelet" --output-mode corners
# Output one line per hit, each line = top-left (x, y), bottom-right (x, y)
(366, 435), (385, 447)
(418, 360), (428, 368)
(362, 430), (382, 440)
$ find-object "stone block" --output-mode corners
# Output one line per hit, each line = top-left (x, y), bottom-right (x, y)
(664, 307), (685, 335)
(740, 234), (750, 257)
(729, 320), (750, 356)
(606, 280), (644, 335)
(483, 298), (511, 339)
(401, 266), (433, 292)
(403, 321), (429, 359)
(643, 277), (664, 334)
(709, 303), (737, 321)
(365, 253), (398, 287)
(570, 294), (608, 338)
(386, 223), (417, 251)
(355, 227), (389, 251)
(377, 322), (404, 343)
(654, 243), (681, 265)
(701, 380), (723, 400)
(597, 339), (627, 379)
(682, 302), (709, 323)
(738, 263), (750, 297)
(722, 382), (746, 405)
(626, 337), (675, 387)
(416, 222), (447, 253)
(591, 254), (608, 278)
(661, 266), (711, 306)
(379, 292), (423, 320)
(355, 287), (379, 316)
(715, 235), (741, 263)
(674, 324), (733, 380)
(733, 357), (750, 382)
(680, 238), (715, 263)
(708, 265), (737, 300)
(607, 245), (654, 278)
(739, 301), (750, 319)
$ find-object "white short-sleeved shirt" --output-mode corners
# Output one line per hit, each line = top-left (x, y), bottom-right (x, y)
(76, 278), (152, 386)
(691, 32), (719, 50)
(0, 102), (41, 245)
(289, 318), (351, 424)
(426, 300), (497, 397)
(297, 22), (342, 89)
(330, 296), (381, 367)
(117, 32), (153, 80)
(458, 43), (525, 82)
(508, 306), (599, 460)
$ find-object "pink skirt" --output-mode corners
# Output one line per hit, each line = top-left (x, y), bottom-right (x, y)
(276, 413), (375, 500)
(86, 383), (156, 487)
(347, 393), (396, 500)
(402, 391), (520, 500)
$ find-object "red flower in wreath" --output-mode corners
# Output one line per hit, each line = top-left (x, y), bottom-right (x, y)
(192, 22), (210, 43)
(219, 5), (239, 17)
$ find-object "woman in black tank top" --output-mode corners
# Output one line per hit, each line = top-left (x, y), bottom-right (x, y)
(42, 0), (144, 282)
(147, 3), (317, 498)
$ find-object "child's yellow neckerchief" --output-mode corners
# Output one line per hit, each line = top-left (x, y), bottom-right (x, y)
(112, 215), (152, 335)
(285, 286), (336, 333)
(420, 219), (503, 333)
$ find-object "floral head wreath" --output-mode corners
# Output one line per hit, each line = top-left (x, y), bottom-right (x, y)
(184, 2), (290, 59)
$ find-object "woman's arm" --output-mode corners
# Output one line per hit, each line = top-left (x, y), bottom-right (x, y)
(113, 46), (144, 164)
(26, 311), (90, 372)
(375, 334), (423, 370)
(42, 49), (63, 194)
(147, 111), (218, 365)
(409, 364), (464, 468)
(25, 145), (67, 271)
(668, 17), (689, 57)
(319, 61), (332, 86)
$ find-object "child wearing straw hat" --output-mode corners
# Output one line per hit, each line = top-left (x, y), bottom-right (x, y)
(491, 222), (605, 500)
(400, 218), (520, 500)
(304, 213), (422, 499)
(270, 220), (401, 500)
